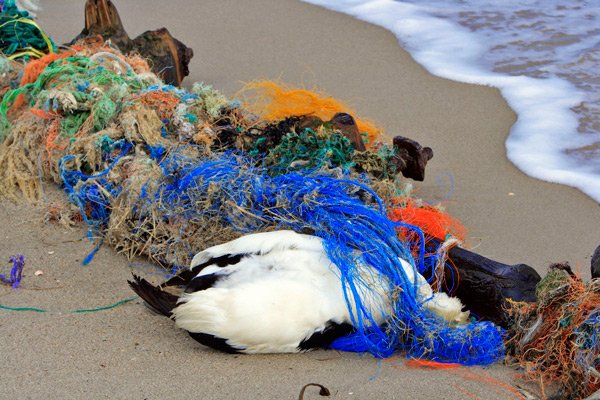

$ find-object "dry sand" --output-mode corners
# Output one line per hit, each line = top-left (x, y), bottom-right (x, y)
(1, 0), (599, 399)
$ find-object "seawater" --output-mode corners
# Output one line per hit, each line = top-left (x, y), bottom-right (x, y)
(301, 0), (600, 203)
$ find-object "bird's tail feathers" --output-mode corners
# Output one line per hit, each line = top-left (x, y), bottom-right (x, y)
(128, 274), (178, 317)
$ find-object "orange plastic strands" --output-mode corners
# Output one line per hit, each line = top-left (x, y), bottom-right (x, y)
(452, 385), (482, 400)
(14, 51), (77, 109)
(134, 90), (181, 122)
(73, 112), (95, 139)
(67, 38), (149, 71)
(574, 259), (584, 276)
(16, 42), (150, 111)
(124, 54), (152, 75)
(401, 360), (526, 400)
(30, 108), (93, 158)
(389, 197), (469, 247)
(42, 119), (61, 154)
(446, 369), (526, 400)
(385, 355), (409, 371)
(28, 108), (63, 156)
(388, 197), (468, 293)
(237, 79), (382, 146)
(29, 108), (58, 120)
(81, 39), (151, 74)
(507, 276), (600, 399)
(405, 359), (464, 370)
(19, 51), (76, 87)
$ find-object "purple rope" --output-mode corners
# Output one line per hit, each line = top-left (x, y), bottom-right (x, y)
(0, 254), (24, 289)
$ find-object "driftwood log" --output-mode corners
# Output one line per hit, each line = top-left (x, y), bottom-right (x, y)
(69, 2), (434, 181)
(391, 136), (433, 182)
(424, 238), (541, 329)
(592, 244), (600, 279)
(309, 112), (434, 181)
(330, 113), (434, 181)
(329, 113), (433, 181)
(71, 0), (193, 87)
(330, 112), (367, 152)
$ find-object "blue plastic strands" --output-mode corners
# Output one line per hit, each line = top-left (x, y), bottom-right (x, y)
(58, 141), (132, 265)
(573, 309), (600, 389)
(134, 146), (505, 365)
(54, 139), (504, 365)
(0, 253), (24, 289)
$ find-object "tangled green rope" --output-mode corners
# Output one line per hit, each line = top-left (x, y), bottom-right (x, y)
(0, 297), (137, 313)
(261, 128), (355, 176)
(0, 0), (54, 60)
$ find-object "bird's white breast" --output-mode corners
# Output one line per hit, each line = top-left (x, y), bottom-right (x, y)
(174, 244), (352, 353)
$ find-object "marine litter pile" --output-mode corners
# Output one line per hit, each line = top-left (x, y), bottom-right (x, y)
(0, 31), (505, 365)
(505, 266), (600, 399)
(1, 3), (600, 398)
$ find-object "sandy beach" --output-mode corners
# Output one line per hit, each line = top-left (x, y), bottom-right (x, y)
(2, 0), (599, 398)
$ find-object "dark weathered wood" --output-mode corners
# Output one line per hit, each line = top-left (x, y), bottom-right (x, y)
(330, 113), (366, 152)
(390, 135), (434, 181)
(300, 113), (434, 181)
(592, 244), (600, 279)
(424, 237), (541, 329)
(78, 0), (130, 49)
(132, 28), (192, 87)
(71, 0), (193, 87)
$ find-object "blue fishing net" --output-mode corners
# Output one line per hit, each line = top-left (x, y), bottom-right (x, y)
(59, 143), (504, 365)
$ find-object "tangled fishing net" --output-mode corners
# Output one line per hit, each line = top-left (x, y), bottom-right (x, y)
(0, 15), (506, 366)
(88, 144), (505, 364)
(0, 0), (52, 60)
(5, 5), (600, 396)
(389, 196), (470, 295)
(506, 265), (600, 399)
(237, 79), (381, 146)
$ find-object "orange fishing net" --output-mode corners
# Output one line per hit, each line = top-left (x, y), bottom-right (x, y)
(237, 80), (381, 146)
(13, 50), (76, 110)
(134, 90), (181, 122)
(20, 51), (74, 87)
(506, 267), (600, 399)
(387, 357), (527, 400)
(389, 197), (469, 247)
(389, 197), (469, 294)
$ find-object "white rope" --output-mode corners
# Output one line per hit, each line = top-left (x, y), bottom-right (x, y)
(432, 236), (460, 293)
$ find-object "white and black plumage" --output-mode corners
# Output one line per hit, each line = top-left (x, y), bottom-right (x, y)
(129, 230), (469, 354)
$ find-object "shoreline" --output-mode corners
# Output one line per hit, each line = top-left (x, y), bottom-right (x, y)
(1, 1), (598, 398)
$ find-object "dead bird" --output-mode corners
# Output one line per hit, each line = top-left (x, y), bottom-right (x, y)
(129, 230), (468, 354)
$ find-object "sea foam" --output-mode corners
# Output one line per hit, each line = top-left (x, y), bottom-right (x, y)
(300, 0), (600, 203)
